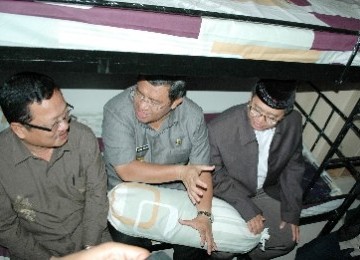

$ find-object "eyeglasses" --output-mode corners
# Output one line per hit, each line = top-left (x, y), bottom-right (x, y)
(247, 104), (282, 125)
(133, 87), (170, 110)
(22, 103), (74, 132)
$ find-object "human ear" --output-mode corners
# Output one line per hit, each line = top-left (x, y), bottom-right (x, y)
(10, 122), (27, 139)
(170, 97), (183, 110)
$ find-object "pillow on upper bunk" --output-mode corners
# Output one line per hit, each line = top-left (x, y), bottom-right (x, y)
(108, 182), (269, 254)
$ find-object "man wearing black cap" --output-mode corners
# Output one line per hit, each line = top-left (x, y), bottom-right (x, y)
(208, 79), (305, 259)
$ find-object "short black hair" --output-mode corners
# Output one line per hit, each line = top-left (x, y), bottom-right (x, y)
(0, 72), (59, 124)
(138, 75), (186, 102)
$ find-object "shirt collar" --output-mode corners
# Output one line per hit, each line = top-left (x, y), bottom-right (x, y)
(11, 129), (71, 166)
(11, 130), (33, 165)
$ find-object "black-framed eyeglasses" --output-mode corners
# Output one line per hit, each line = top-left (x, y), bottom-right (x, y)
(22, 103), (74, 132)
(247, 104), (282, 125)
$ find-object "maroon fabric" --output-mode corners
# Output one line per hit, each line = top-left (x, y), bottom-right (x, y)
(287, 0), (311, 6)
(310, 11), (360, 52)
(313, 13), (360, 31)
(0, 245), (9, 257)
(98, 137), (104, 153)
(204, 113), (219, 123)
(312, 31), (358, 51)
(0, 0), (201, 38)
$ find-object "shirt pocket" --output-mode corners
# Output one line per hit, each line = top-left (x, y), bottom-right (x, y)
(67, 174), (86, 201)
(167, 148), (191, 164)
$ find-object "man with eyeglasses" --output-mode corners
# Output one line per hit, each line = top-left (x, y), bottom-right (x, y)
(208, 79), (305, 260)
(102, 75), (216, 259)
(0, 72), (111, 259)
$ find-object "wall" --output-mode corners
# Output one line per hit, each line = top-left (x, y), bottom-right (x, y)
(296, 89), (360, 164)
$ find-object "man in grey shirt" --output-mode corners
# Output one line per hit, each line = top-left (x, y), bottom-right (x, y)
(102, 75), (216, 259)
(0, 72), (110, 259)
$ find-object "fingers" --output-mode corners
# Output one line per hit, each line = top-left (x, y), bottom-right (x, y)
(179, 218), (217, 255)
(199, 228), (206, 248)
(198, 224), (216, 255)
(184, 174), (206, 203)
(178, 218), (194, 228)
(186, 190), (197, 205)
(279, 221), (286, 229)
(205, 233), (217, 255)
(292, 225), (300, 243)
(186, 186), (202, 204)
(195, 179), (207, 190)
(199, 165), (216, 173)
(181, 165), (215, 204)
(247, 215), (265, 235)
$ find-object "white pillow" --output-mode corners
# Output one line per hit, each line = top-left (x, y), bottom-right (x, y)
(108, 182), (269, 253)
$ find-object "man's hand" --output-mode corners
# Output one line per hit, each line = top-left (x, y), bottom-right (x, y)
(280, 221), (300, 243)
(247, 214), (265, 235)
(178, 165), (215, 204)
(179, 215), (217, 255)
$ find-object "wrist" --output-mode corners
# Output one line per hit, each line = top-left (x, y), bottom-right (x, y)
(197, 210), (214, 223)
(177, 165), (185, 181)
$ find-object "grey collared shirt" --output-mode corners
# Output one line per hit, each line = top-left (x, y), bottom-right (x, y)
(102, 86), (210, 191)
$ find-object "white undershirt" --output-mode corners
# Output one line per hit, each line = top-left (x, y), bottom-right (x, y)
(254, 128), (275, 189)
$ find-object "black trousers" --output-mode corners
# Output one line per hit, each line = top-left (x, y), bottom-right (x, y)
(108, 222), (209, 260)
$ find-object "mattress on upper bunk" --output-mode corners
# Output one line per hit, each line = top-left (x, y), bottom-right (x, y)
(0, 0), (359, 67)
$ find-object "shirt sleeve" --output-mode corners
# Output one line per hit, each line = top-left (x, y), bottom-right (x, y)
(79, 129), (109, 246)
(188, 112), (211, 165)
(278, 114), (305, 225)
(102, 100), (137, 167)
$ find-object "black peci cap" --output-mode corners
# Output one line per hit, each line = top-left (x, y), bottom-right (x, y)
(255, 79), (297, 110)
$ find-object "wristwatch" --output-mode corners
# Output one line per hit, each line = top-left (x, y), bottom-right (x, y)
(197, 210), (214, 223)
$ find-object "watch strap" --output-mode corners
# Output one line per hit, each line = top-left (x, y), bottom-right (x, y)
(197, 210), (213, 223)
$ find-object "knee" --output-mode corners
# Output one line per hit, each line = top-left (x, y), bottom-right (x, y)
(283, 239), (296, 253)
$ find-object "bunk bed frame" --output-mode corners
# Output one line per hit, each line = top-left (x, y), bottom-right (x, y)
(297, 83), (360, 236)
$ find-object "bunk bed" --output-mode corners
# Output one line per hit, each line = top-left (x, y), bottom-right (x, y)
(296, 83), (360, 235)
(0, 0), (360, 87)
(0, 0), (359, 257)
